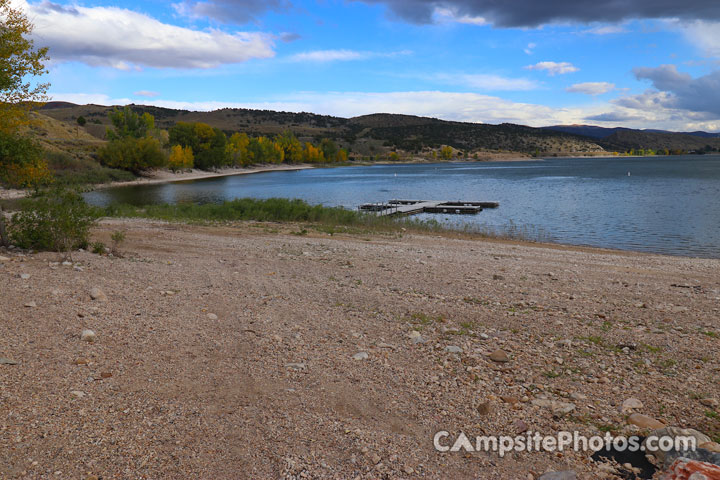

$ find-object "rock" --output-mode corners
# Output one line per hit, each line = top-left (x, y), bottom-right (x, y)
(70, 390), (85, 398)
(80, 329), (96, 343)
(514, 419), (529, 434)
(0, 255), (10, 261)
(644, 427), (712, 467)
(531, 399), (575, 416)
(19, 273), (30, 280)
(89, 288), (107, 302)
(659, 457), (720, 479)
(370, 453), (381, 465)
(100, 372), (112, 379)
(700, 398), (719, 408)
(285, 363), (306, 371)
(477, 401), (492, 415)
(489, 349), (510, 363)
(621, 398), (644, 413)
(501, 396), (520, 405)
(408, 330), (426, 344)
(207, 313), (218, 320)
(73, 357), (89, 365)
(700, 442), (720, 453)
(570, 392), (588, 400)
(24, 301), (37, 308)
(492, 274), (504, 281)
(538, 471), (577, 480)
(403, 466), (414, 474)
(444, 345), (463, 354)
(0, 358), (19, 365)
(352, 352), (369, 361)
(627, 413), (665, 429)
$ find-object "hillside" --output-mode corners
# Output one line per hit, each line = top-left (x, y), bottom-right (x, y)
(545, 125), (720, 152)
(40, 102), (605, 157)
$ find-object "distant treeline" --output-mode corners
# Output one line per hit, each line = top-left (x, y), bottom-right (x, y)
(98, 107), (348, 174)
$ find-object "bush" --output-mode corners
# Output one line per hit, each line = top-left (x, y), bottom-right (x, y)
(98, 137), (166, 174)
(45, 152), (136, 186)
(10, 189), (100, 255)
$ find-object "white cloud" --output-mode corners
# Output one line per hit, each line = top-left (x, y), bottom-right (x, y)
(288, 49), (411, 62)
(676, 20), (720, 58)
(524, 43), (536, 55)
(433, 73), (537, 91)
(432, 7), (487, 25)
(581, 25), (627, 35)
(525, 61), (579, 75)
(18, 0), (275, 69)
(566, 82), (615, 95)
(134, 91), (161, 98)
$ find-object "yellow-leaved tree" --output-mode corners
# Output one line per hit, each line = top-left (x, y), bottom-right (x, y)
(0, 0), (51, 190)
(168, 145), (194, 171)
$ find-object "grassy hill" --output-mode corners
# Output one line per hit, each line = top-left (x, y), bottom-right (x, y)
(40, 102), (605, 157)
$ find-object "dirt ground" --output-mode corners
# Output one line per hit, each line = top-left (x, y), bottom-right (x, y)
(1, 219), (719, 479)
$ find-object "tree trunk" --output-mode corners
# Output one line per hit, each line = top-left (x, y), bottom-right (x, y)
(0, 205), (9, 248)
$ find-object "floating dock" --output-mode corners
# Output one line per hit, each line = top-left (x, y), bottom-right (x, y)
(358, 199), (499, 217)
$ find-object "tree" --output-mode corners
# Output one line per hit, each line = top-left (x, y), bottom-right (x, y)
(98, 136), (166, 173)
(0, 0), (51, 188)
(0, 0), (49, 133)
(106, 107), (154, 140)
(76, 116), (86, 127)
(168, 145), (194, 171)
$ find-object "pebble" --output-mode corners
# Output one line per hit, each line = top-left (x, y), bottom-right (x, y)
(489, 349), (510, 362)
(207, 313), (218, 320)
(19, 273), (30, 280)
(285, 363), (306, 371)
(89, 288), (107, 302)
(444, 345), (463, 354)
(80, 329), (96, 343)
(531, 399), (575, 416)
(24, 301), (37, 308)
(621, 398), (644, 413)
(627, 413), (665, 429)
(74, 357), (89, 365)
(408, 330), (426, 344)
(700, 442), (720, 453)
(70, 390), (85, 398)
(0, 358), (19, 365)
(700, 398), (719, 408)
(477, 401), (492, 415)
(370, 453), (381, 465)
(352, 352), (369, 361)
(514, 419), (529, 434)
(538, 471), (576, 480)
(0, 255), (10, 261)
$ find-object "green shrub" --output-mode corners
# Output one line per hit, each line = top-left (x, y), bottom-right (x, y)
(98, 137), (166, 174)
(91, 241), (107, 254)
(46, 152), (136, 186)
(10, 189), (100, 256)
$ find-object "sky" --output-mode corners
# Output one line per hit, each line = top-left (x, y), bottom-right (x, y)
(13, 0), (720, 131)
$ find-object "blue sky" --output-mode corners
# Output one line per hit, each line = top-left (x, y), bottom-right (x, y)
(16, 0), (720, 131)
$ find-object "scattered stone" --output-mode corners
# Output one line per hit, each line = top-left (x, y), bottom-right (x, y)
(370, 453), (381, 465)
(570, 392), (588, 400)
(531, 399), (575, 416)
(352, 352), (369, 361)
(644, 427), (712, 467)
(80, 329), (96, 343)
(207, 313), (218, 320)
(700, 442), (720, 454)
(70, 390), (85, 398)
(700, 398), (719, 408)
(621, 398), (644, 413)
(89, 288), (107, 302)
(514, 419), (529, 434)
(538, 471), (576, 480)
(444, 345), (463, 354)
(24, 301), (37, 308)
(100, 372), (112, 379)
(501, 396), (520, 405)
(0, 255), (10, 261)
(477, 401), (492, 415)
(627, 413), (665, 430)
(19, 273), (30, 280)
(74, 357), (89, 365)
(408, 330), (426, 344)
(489, 349), (510, 363)
(285, 363), (306, 371)
(0, 358), (19, 365)
(659, 457), (720, 479)
(492, 274), (504, 281)
(403, 466), (414, 475)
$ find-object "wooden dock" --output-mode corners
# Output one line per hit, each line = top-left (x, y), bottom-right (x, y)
(358, 199), (499, 217)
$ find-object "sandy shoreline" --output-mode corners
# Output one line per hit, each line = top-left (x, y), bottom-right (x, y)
(2, 219), (719, 478)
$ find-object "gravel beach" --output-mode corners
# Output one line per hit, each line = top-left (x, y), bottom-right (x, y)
(1, 219), (719, 479)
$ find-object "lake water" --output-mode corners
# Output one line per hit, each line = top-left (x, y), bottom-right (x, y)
(85, 155), (720, 258)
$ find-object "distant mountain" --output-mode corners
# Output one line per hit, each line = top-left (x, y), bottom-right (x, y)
(545, 125), (720, 140)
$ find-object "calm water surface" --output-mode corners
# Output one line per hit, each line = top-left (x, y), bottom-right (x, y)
(85, 155), (720, 258)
